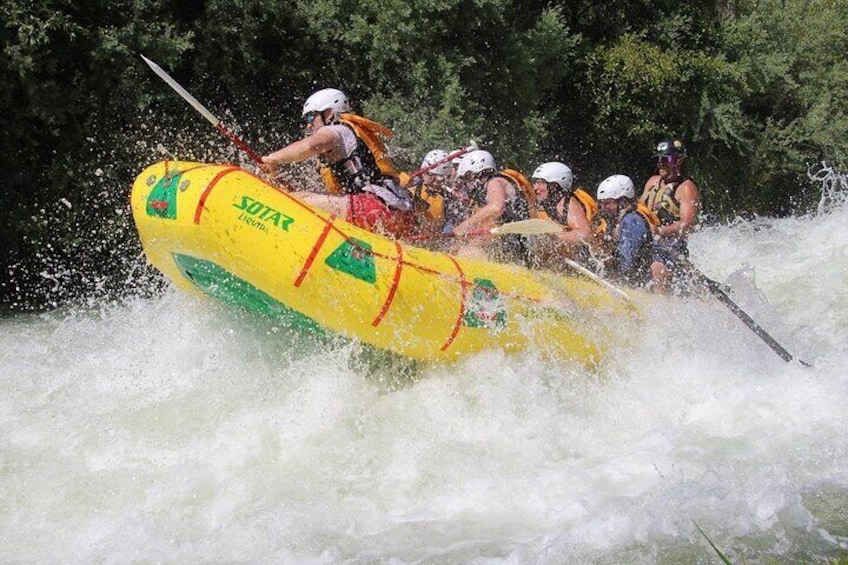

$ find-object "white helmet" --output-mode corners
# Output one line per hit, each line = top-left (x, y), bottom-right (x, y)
(597, 174), (635, 200)
(457, 150), (497, 177)
(302, 88), (350, 116)
(421, 149), (452, 176)
(531, 162), (573, 190)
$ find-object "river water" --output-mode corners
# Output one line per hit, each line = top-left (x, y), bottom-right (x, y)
(2, 193), (847, 563)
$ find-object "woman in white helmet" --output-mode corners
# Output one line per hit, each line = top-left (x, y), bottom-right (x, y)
(530, 161), (598, 268)
(414, 149), (470, 237)
(260, 88), (415, 238)
(596, 174), (658, 286)
(452, 149), (532, 265)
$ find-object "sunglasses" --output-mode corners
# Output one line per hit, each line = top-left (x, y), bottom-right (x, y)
(304, 111), (320, 124)
(657, 155), (677, 167)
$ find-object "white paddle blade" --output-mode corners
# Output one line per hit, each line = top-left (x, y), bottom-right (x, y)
(491, 218), (634, 305)
(141, 54), (221, 127)
(490, 218), (563, 235)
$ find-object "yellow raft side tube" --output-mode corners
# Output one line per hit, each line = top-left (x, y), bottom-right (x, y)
(131, 161), (639, 366)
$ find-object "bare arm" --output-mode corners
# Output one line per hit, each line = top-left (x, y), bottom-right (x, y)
(553, 196), (591, 245)
(261, 127), (338, 167)
(453, 178), (507, 235)
(657, 180), (699, 238)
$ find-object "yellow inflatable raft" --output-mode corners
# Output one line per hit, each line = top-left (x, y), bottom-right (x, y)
(131, 161), (639, 366)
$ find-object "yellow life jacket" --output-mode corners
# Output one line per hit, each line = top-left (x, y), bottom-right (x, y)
(644, 178), (683, 225)
(500, 168), (538, 217)
(319, 113), (401, 194)
(573, 188), (600, 232)
(418, 186), (444, 221)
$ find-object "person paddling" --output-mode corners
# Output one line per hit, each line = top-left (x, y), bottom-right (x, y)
(595, 174), (658, 286)
(451, 150), (533, 265)
(261, 88), (415, 238)
(639, 136), (700, 292)
(412, 149), (471, 238)
(528, 161), (600, 271)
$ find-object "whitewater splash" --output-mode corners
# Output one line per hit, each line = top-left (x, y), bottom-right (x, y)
(808, 162), (848, 216)
(2, 200), (847, 563)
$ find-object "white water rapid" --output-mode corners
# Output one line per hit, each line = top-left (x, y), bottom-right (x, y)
(2, 193), (847, 563)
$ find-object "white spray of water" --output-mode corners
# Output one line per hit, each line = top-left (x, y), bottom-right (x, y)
(1, 200), (847, 563)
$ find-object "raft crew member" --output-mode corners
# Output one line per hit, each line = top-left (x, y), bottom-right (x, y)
(530, 161), (598, 270)
(596, 174), (658, 287)
(444, 149), (473, 233)
(414, 149), (471, 237)
(261, 88), (415, 238)
(639, 136), (700, 292)
(452, 149), (532, 265)
(447, 148), (473, 229)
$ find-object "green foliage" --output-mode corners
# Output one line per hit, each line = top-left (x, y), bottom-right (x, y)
(585, 33), (735, 140)
(580, 31), (744, 209)
(717, 0), (848, 212)
(0, 0), (197, 305)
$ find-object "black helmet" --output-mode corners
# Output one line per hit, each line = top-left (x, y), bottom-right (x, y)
(654, 137), (687, 158)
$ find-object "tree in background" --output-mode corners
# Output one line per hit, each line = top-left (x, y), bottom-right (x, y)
(282, 0), (582, 170)
(0, 0), (310, 306)
(716, 0), (848, 213)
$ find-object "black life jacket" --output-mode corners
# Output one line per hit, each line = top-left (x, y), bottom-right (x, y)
(539, 185), (568, 224)
(319, 114), (400, 195)
(321, 124), (386, 194)
(468, 174), (531, 223)
(467, 174), (532, 265)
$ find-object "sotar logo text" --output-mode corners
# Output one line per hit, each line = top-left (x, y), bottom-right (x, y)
(233, 195), (295, 232)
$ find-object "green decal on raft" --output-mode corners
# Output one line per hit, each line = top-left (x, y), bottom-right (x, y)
(325, 238), (377, 283)
(146, 172), (184, 219)
(172, 253), (322, 332)
(232, 195), (295, 231)
(463, 278), (507, 329)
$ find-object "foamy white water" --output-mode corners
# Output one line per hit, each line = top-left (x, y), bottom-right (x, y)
(2, 202), (847, 563)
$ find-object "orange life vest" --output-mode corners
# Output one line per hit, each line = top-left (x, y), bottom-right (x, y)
(636, 202), (660, 230)
(537, 188), (601, 233)
(500, 168), (538, 217)
(596, 202), (660, 237)
(319, 113), (401, 194)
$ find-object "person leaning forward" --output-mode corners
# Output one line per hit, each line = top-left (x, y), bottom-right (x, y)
(529, 161), (598, 270)
(595, 174), (658, 287)
(412, 149), (471, 238)
(639, 136), (700, 293)
(261, 88), (415, 239)
(451, 150), (532, 265)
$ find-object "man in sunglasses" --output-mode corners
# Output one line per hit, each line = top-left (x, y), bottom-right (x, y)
(261, 88), (415, 238)
(639, 137), (700, 293)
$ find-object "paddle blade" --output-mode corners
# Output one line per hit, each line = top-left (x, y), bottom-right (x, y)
(698, 271), (811, 367)
(141, 54), (220, 127)
(490, 218), (563, 235)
